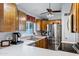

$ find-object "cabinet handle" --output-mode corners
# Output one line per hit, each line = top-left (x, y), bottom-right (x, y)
(76, 28), (77, 31)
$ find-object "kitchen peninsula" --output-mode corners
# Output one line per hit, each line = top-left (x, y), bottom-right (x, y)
(0, 38), (78, 56)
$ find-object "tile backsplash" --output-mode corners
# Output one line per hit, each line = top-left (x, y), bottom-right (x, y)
(0, 32), (12, 41)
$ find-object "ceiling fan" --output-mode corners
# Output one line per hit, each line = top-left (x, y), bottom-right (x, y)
(40, 3), (61, 15)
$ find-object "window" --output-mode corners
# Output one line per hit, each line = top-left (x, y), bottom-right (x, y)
(26, 21), (34, 34)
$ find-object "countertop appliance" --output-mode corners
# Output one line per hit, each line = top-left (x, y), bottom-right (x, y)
(11, 32), (23, 44)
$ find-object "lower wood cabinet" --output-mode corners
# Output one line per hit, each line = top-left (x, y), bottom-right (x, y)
(35, 38), (48, 48)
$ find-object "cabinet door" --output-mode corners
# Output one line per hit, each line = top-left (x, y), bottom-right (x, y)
(35, 39), (43, 48)
(15, 7), (19, 31)
(3, 4), (18, 32)
(42, 39), (48, 48)
(18, 11), (26, 31)
(35, 39), (48, 48)
(76, 4), (79, 32)
(0, 3), (4, 32)
(73, 3), (79, 32)
(41, 20), (47, 31)
(35, 19), (41, 31)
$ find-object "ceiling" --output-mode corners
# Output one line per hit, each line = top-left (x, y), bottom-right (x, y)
(16, 3), (62, 19)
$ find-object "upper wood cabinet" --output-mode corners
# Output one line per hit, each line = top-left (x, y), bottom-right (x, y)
(41, 20), (47, 31)
(35, 19), (41, 31)
(18, 10), (26, 31)
(72, 3), (79, 32)
(0, 3), (19, 32)
(0, 3), (4, 31)
(35, 19), (61, 31)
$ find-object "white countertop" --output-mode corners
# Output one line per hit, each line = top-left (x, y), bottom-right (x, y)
(0, 38), (79, 56)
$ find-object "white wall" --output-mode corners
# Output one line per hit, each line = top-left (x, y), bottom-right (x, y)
(62, 3), (79, 42)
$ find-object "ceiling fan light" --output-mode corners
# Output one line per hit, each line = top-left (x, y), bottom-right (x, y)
(46, 14), (54, 18)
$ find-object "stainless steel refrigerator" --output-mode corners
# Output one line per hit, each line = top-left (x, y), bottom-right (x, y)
(47, 24), (61, 50)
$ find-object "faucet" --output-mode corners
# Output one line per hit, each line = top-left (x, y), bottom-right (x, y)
(30, 32), (36, 39)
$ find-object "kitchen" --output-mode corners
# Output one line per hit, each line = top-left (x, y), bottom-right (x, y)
(0, 3), (79, 56)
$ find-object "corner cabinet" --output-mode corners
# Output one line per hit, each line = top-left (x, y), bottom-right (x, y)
(72, 3), (79, 33)
(0, 3), (19, 32)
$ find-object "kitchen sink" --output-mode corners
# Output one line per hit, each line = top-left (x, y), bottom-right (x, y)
(26, 36), (41, 41)
(28, 42), (36, 46)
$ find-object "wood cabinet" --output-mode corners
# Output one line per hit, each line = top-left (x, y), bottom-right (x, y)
(35, 20), (47, 31)
(18, 10), (26, 31)
(72, 3), (79, 32)
(35, 38), (48, 48)
(0, 3), (4, 31)
(41, 20), (47, 31)
(0, 3), (19, 32)
(35, 19), (61, 31)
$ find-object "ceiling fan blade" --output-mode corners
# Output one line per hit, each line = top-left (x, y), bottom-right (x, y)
(40, 12), (48, 15)
(52, 10), (61, 13)
(47, 9), (52, 12)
